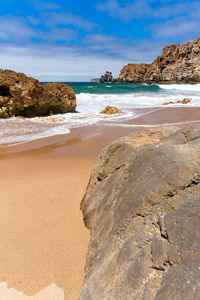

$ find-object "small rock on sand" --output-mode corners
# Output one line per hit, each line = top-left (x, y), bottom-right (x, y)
(100, 106), (122, 114)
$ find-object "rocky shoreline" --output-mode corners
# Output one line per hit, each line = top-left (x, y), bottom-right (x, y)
(119, 36), (200, 84)
(80, 125), (200, 299)
(95, 36), (200, 84)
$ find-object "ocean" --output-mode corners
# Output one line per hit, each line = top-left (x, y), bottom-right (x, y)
(1, 82), (200, 146)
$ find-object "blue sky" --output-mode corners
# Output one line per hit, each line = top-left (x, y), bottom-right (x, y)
(0, 0), (199, 81)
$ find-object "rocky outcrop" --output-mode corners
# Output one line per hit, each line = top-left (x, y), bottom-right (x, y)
(119, 36), (200, 84)
(118, 63), (151, 83)
(100, 71), (114, 83)
(162, 98), (192, 105)
(100, 106), (122, 114)
(98, 71), (118, 83)
(80, 125), (200, 299)
(0, 69), (76, 118)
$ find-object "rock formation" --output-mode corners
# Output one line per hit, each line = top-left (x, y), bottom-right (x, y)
(98, 71), (118, 83)
(118, 63), (151, 83)
(80, 125), (200, 299)
(162, 98), (192, 105)
(177, 98), (191, 104)
(100, 71), (114, 83)
(119, 36), (200, 84)
(100, 106), (122, 114)
(0, 69), (76, 118)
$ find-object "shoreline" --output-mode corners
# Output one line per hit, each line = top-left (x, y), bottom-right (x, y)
(0, 106), (200, 299)
(1, 106), (200, 156)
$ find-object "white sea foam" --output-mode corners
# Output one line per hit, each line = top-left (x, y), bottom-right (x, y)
(159, 83), (200, 92)
(1, 85), (200, 146)
(0, 121), (70, 146)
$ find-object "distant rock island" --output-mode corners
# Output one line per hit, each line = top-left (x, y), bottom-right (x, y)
(94, 36), (200, 84)
(0, 69), (76, 118)
(91, 71), (117, 83)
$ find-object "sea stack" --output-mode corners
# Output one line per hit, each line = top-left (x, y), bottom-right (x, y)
(100, 71), (114, 83)
(0, 69), (76, 118)
(119, 36), (200, 84)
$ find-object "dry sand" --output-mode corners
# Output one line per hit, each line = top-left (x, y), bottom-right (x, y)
(0, 153), (95, 299)
(0, 106), (200, 299)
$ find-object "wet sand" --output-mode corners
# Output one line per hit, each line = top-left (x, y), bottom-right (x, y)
(0, 106), (200, 299)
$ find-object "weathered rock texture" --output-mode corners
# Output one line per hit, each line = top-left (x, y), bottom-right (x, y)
(80, 125), (200, 299)
(118, 63), (151, 83)
(100, 106), (122, 114)
(0, 69), (76, 118)
(119, 36), (200, 83)
(162, 98), (192, 105)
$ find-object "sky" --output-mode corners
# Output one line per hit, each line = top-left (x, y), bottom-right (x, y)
(0, 0), (199, 81)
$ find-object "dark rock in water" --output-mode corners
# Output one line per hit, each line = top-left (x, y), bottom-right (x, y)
(92, 71), (118, 83)
(80, 125), (200, 299)
(119, 36), (200, 84)
(0, 69), (76, 118)
(100, 71), (114, 83)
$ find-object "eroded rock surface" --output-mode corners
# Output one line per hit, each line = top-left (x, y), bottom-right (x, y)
(119, 36), (200, 84)
(0, 69), (76, 118)
(118, 63), (151, 83)
(80, 125), (200, 299)
(100, 106), (122, 114)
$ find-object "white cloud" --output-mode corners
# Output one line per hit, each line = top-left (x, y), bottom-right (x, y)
(83, 33), (128, 44)
(96, 0), (151, 21)
(44, 12), (97, 31)
(96, 0), (200, 40)
(34, 1), (61, 11)
(49, 27), (77, 42)
(0, 38), (164, 81)
(0, 16), (40, 41)
(153, 19), (200, 39)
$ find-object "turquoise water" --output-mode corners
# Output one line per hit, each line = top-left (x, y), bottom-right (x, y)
(2, 82), (200, 146)
(43, 82), (161, 94)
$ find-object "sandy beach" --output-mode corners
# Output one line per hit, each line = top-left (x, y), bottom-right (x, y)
(0, 106), (200, 299)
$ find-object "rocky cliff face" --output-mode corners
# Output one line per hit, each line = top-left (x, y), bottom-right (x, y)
(80, 125), (200, 299)
(118, 63), (151, 83)
(119, 36), (200, 84)
(0, 69), (76, 118)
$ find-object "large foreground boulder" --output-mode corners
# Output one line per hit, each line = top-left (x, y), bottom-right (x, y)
(0, 69), (76, 118)
(80, 125), (200, 299)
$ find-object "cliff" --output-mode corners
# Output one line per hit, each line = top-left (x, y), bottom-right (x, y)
(119, 36), (200, 84)
(80, 125), (200, 299)
(0, 69), (76, 118)
(118, 63), (151, 83)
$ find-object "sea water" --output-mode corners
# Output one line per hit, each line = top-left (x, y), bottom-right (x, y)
(1, 82), (200, 146)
